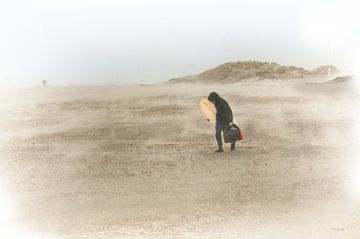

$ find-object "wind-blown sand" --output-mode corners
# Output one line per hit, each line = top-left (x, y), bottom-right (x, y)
(0, 82), (360, 238)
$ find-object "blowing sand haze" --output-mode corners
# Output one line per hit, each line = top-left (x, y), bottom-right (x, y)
(1, 80), (360, 238)
(1, 0), (360, 237)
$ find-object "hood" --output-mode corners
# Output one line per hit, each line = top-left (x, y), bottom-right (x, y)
(207, 92), (220, 103)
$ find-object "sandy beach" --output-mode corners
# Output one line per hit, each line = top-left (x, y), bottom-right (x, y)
(1, 82), (360, 238)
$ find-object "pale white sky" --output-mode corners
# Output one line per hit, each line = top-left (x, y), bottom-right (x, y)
(0, 0), (359, 86)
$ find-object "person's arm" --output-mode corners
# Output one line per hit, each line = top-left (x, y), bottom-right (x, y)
(228, 107), (233, 123)
(215, 104), (221, 120)
(224, 102), (233, 124)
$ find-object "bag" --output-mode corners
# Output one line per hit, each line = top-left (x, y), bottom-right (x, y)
(223, 124), (244, 143)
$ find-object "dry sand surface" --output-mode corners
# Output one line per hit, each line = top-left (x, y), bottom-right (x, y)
(1, 82), (360, 238)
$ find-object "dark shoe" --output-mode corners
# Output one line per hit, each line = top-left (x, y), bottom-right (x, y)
(214, 148), (224, 153)
(230, 142), (235, 151)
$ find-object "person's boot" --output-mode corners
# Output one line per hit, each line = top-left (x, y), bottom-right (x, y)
(230, 142), (235, 151)
(214, 148), (223, 153)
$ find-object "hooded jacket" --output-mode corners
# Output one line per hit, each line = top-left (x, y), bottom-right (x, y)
(207, 92), (233, 126)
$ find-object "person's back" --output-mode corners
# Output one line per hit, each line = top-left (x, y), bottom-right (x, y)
(216, 97), (233, 126)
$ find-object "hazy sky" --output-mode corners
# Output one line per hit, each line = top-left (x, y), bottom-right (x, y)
(0, 0), (359, 86)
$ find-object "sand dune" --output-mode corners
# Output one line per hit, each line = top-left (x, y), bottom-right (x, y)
(0, 82), (359, 238)
(168, 61), (339, 84)
(320, 75), (356, 84)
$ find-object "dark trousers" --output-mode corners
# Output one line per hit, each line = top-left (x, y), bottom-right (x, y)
(215, 121), (223, 149)
(215, 121), (235, 149)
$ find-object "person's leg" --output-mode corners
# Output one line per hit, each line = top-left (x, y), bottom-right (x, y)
(215, 121), (223, 152)
(231, 141), (235, 151)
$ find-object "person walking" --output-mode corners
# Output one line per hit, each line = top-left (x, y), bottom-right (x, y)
(207, 92), (236, 152)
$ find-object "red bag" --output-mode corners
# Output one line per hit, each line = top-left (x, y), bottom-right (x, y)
(239, 130), (244, 140)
